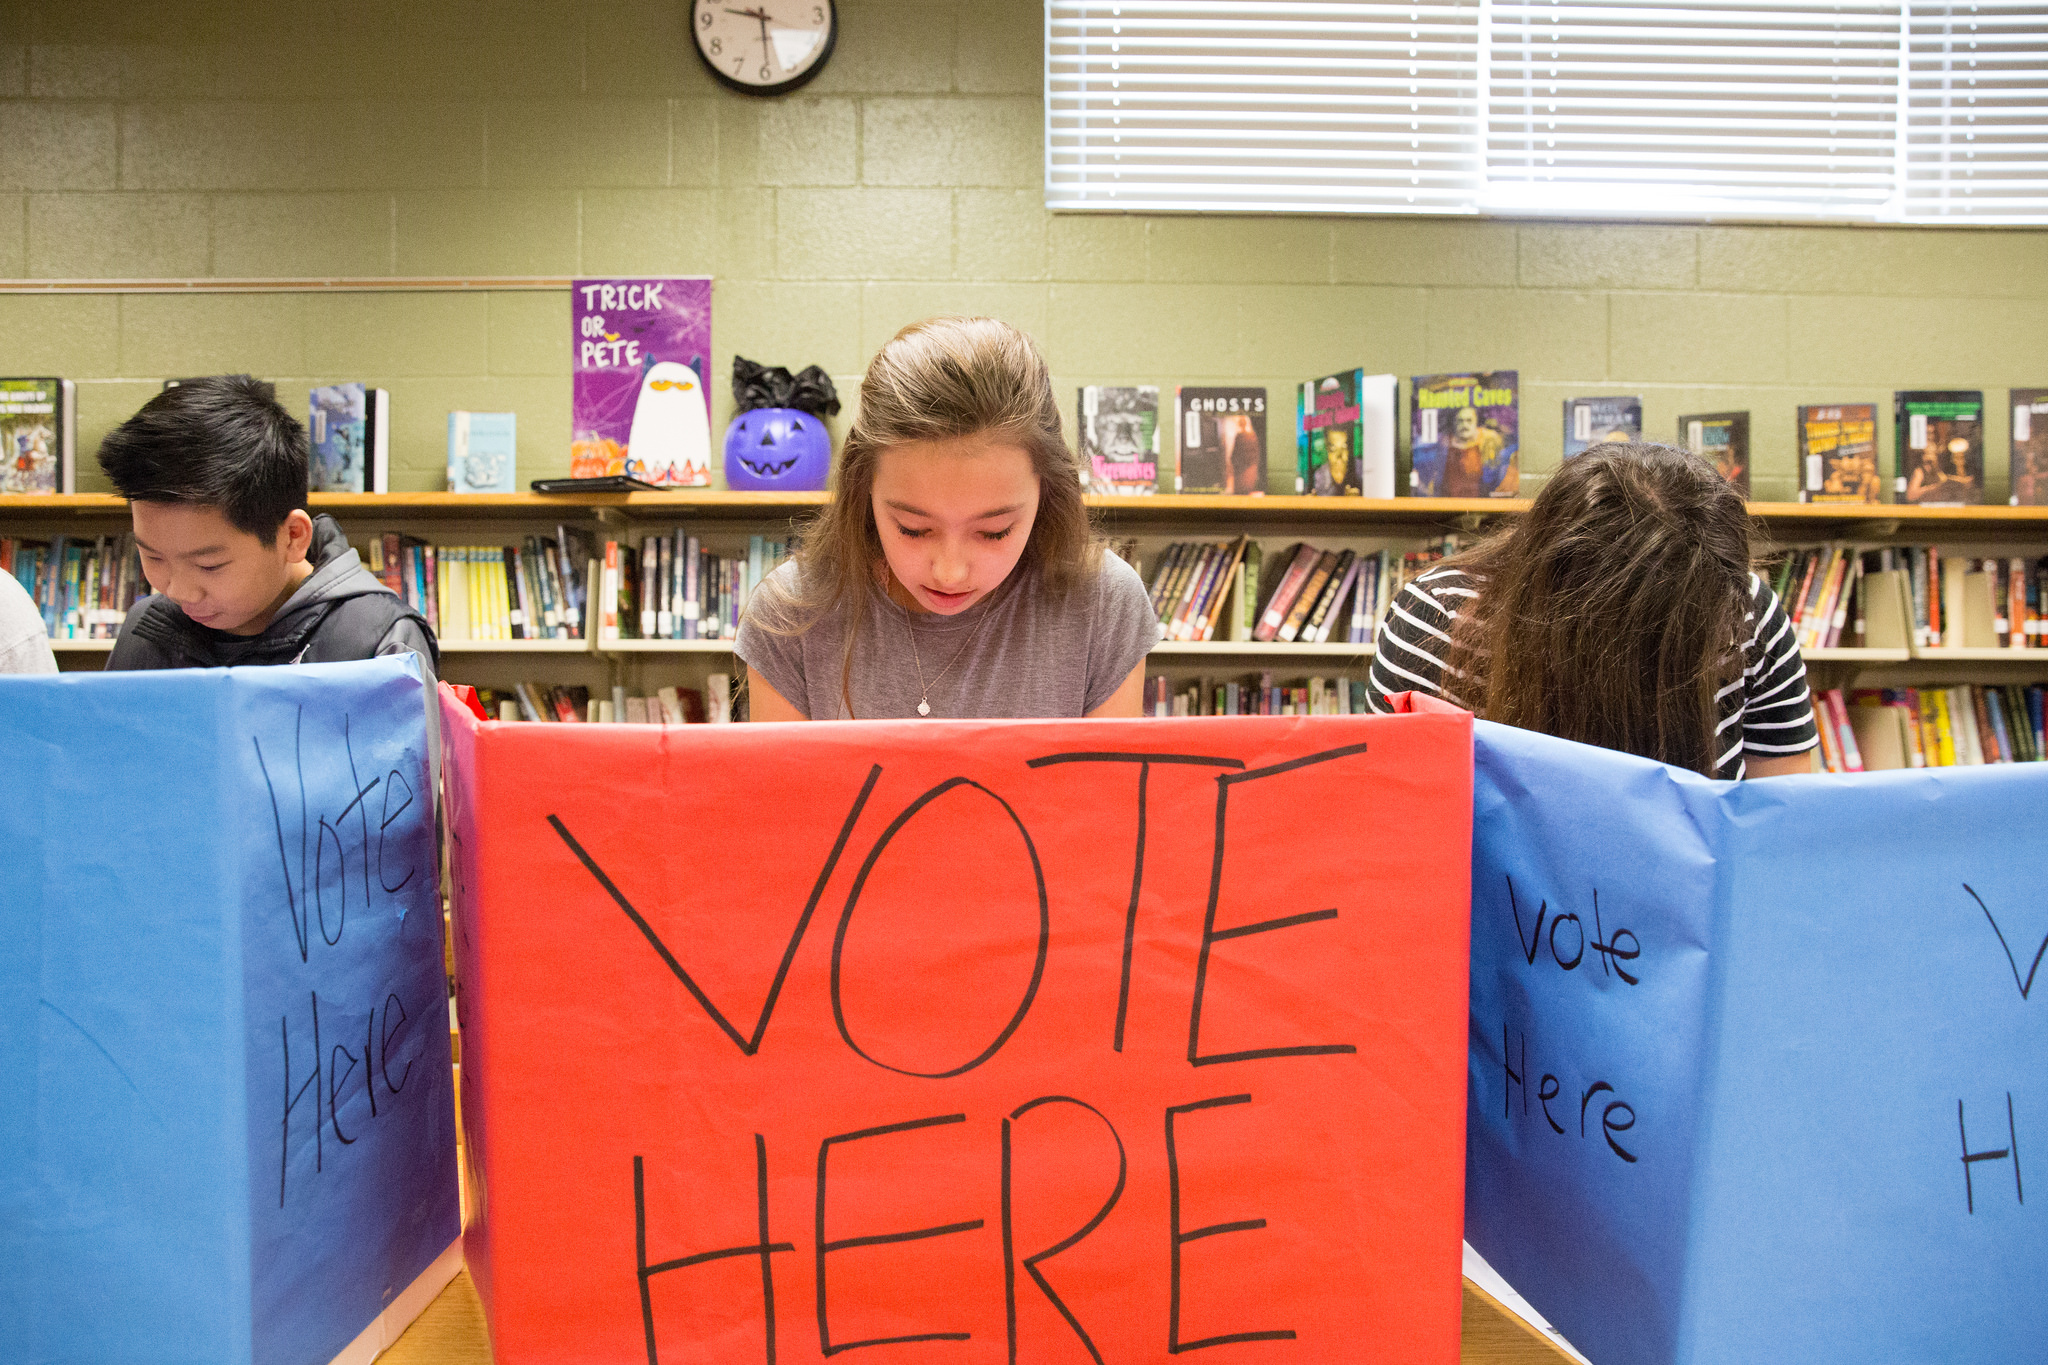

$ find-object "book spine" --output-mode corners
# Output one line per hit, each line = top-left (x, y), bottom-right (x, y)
(1155, 543), (1194, 632)
(1827, 691), (1864, 772)
(1255, 545), (1315, 641)
(1279, 551), (1338, 642)
(1986, 687), (2014, 761)
(1300, 551), (1353, 643)
(683, 535), (701, 640)
(1313, 553), (1362, 644)
(1146, 542), (1185, 622)
(639, 534), (658, 638)
(1349, 555), (1374, 644)
(1171, 544), (1221, 641)
(1168, 544), (1213, 641)
(1805, 549), (1845, 649)
(2012, 557), (2029, 649)
(513, 544), (536, 639)
(502, 548), (520, 639)
(1828, 556), (1862, 648)
(1195, 537), (1248, 641)
(1813, 691), (1843, 772)
(600, 541), (619, 640)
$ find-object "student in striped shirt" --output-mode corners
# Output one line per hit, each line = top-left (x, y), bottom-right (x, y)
(1368, 442), (1817, 779)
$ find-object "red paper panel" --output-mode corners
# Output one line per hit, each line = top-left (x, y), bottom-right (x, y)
(442, 702), (1471, 1364)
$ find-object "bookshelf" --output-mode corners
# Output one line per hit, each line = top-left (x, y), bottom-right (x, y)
(9, 491), (2048, 717)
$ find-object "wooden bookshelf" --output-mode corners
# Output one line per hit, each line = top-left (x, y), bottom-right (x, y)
(13, 490), (2048, 534)
(12, 492), (2048, 696)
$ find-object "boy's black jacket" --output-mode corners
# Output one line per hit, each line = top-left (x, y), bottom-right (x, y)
(107, 514), (440, 673)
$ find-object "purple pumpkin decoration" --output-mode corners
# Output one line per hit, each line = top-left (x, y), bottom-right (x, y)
(723, 407), (832, 491)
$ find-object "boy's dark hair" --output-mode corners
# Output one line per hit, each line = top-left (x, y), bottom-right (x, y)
(98, 375), (308, 545)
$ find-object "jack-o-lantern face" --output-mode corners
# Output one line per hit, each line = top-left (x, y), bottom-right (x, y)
(722, 407), (833, 491)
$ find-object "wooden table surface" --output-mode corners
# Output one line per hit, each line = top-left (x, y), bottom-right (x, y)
(380, 1270), (1570, 1363)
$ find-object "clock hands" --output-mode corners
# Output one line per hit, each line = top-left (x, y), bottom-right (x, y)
(724, 4), (777, 72)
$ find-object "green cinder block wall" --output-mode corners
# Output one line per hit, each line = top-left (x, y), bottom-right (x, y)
(4, 0), (2046, 499)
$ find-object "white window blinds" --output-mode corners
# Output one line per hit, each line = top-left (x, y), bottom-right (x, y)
(1483, 0), (1904, 219)
(1905, 2), (2048, 221)
(1045, 0), (2048, 223)
(1044, 1), (1486, 213)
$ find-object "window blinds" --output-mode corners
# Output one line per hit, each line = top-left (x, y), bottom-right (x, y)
(1045, 0), (2048, 223)
(1483, 0), (1903, 218)
(1905, 2), (2048, 221)
(1045, 1), (1486, 213)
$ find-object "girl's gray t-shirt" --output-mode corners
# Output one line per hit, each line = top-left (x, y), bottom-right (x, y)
(735, 554), (1157, 720)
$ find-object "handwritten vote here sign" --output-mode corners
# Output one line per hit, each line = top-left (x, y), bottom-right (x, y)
(0, 658), (458, 1365)
(441, 696), (1472, 1363)
(1466, 720), (2048, 1365)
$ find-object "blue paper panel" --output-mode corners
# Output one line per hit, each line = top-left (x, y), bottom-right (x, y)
(1466, 720), (2048, 1365)
(236, 661), (457, 1365)
(0, 658), (456, 1365)
(1686, 764), (2047, 1363)
(1, 674), (247, 1365)
(1465, 720), (1720, 1365)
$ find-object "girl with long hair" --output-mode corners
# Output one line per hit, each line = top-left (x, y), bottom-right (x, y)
(1368, 442), (1818, 778)
(736, 316), (1155, 721)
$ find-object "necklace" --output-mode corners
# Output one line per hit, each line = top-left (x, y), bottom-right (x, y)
(906, 603), (992, 717)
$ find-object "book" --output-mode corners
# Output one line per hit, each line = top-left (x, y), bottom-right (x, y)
(1077, 386), (1161, 494)
(1298, 371), (1396, 497)
(1253, 543), (1322, 641)
(570, 277), (714, 486)
(2011, 389), (2048, 505)
(1894, 390), (1984, 505)
(1278, 549), (1340, 642)
(447, 412), (518, 494)
(0, 378), (76, 494)
(1301, 549), (1357, 643)
(2, 533), (143, 637)
(1563, 395), (1642, 458)
(1409, 372), (1519, 497)
(1796, 403), (1880, 504)
(308, 383), (389, 493)
(1173, 387), (1268, 494)
(1680, 411), (1750, 497)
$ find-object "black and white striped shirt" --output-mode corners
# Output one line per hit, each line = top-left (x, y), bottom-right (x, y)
(1366, 566), (1818, 779)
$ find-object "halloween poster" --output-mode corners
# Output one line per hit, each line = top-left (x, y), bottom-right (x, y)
(571, 277), (714, 486)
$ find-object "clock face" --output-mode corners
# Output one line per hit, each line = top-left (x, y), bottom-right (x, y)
(692, 0), (837, 96)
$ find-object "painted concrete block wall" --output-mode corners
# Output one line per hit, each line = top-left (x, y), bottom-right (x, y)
(2, 0), (2045, 498)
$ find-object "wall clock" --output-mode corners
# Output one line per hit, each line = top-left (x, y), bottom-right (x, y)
(691, 0), (837, 96)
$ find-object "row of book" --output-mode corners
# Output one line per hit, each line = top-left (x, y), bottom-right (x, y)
(471, 677), (737, 725)
(2, 534), (144, 639)
(0, 374), (519, 495)
(360, 530), (594, 643)
(599, 533), (789, 641)
(1815, 684), (2048, 772)
(1774, 546), (2048, 652)
(1136, 535), (1459, 646)
(1077, 380), (2048, 507)
(1145, 672), (1375, 718)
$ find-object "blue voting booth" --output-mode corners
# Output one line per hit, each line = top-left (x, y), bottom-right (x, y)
(0, 657), (458, 1365)
(1467, 720), (2048, 1365)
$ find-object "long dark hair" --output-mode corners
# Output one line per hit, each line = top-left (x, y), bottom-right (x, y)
(1441, 442), (1754, 775)
(750, 316), (1099, 716)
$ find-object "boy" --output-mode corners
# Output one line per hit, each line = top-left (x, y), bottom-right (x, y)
(99, 375), (437, 674)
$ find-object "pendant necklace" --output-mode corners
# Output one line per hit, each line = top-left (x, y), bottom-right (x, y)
(906, 601), (992, 717)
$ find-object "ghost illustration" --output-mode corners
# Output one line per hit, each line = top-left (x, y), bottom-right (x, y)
(623, 361), (712, 487)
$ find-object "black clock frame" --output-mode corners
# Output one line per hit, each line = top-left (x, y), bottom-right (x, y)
(692, 0), (838, 97)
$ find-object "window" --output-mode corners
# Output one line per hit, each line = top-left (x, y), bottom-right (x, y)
(1045, 1), (2048, 223)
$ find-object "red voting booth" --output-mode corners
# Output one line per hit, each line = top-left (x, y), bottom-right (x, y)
(441, 695), (1471, 1364)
